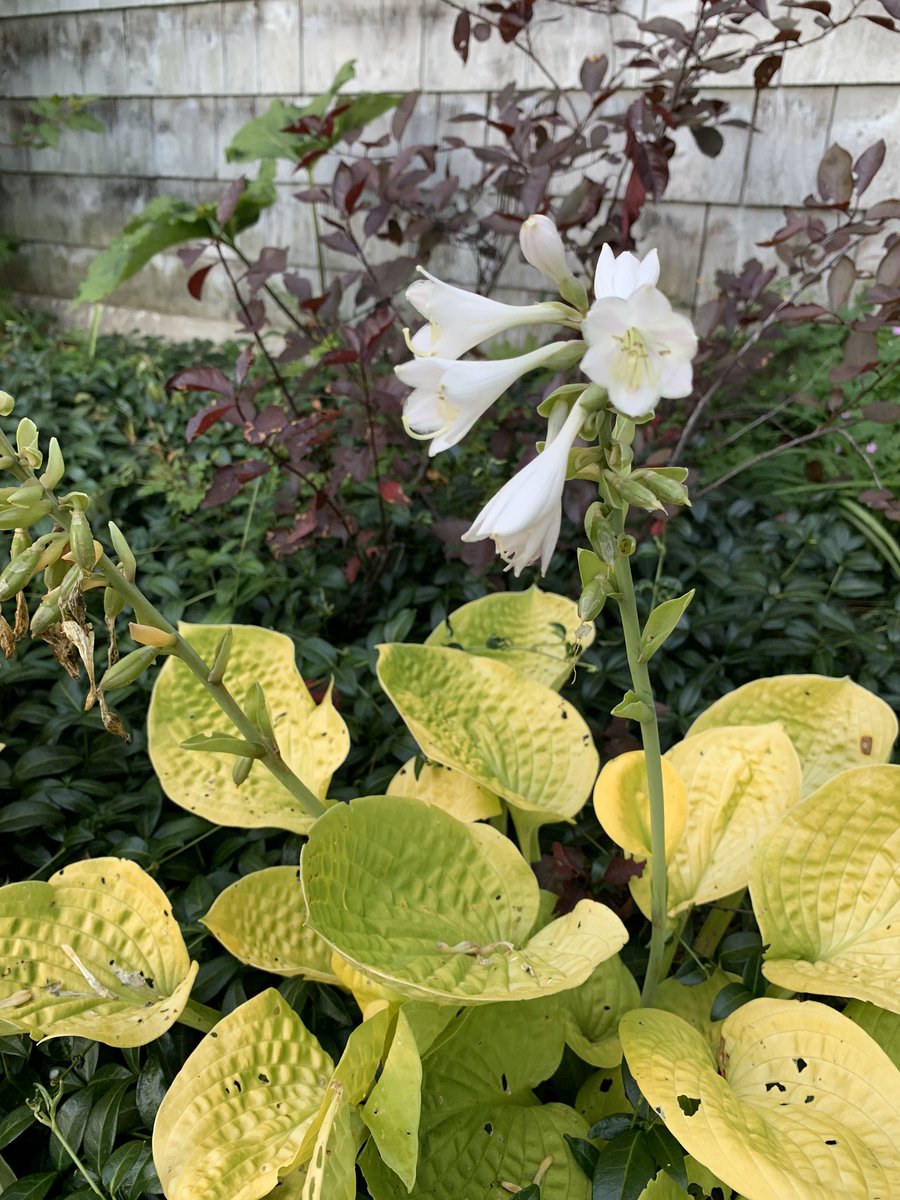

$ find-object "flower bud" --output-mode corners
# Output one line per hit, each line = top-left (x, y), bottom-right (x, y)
(104, 585), (126, 622)
(605, 471), (662, 513)
(631, 468), (691, 507)
(232, 756), (254, 787)
(207, 628), (233, 684)
(0, 391), (14, 417)
(15, 419), (42, 470)
(244, 681), (276, 741)
(68, 509), (97, 572)
(578, 573), (614, 622)
(519, 215), (569, 287)
(180, 732), (265, 757)
(128, 622), (177, 649)
(108, 522), (136, 582)
(0, 543), (44, 601)
(10, 528), (32, 560)
(98, 645), (159, 693)
(0, 500), (51, 530)
(30, 595), (62, 636)
(39, 438), (65, 490)
(7, 485), (45, 508)
(57, 563), (83, 608)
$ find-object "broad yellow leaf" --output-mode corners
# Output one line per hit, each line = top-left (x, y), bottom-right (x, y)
(621, 998), (900, 1200)
(687, 674), (896, 796)
(0, 857), (196, 1047)
(559, 955), (639, 1067)
(302, 795), (627, 1004)
(376, 644), (598, 836)
(751, 763), (900, 1011)
(153, 989), (333, 1200)
(653, 723), (803, 917)
(654, 970), (736, 1056)
(148, 623), (349, 833)
(425, 585), (594, 689)
(203, 867), (339, 984)
(387, 758), (501, 822)
(593, 751), (688, 861)
(329, 955), (406, 1018)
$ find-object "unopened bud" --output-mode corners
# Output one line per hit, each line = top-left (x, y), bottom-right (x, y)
(104, 586), (126, 623)
(617, 534), (637, 557)
(232, 756), (254, 787)
(520, 215), (574, 292)
(10, 528), (32, 560)
(207, 628), (233, 685)
(31, 596), (62, 636)
(632, 468), (691, 507)
(584, 503), (617, 565)
(108, 522), (136, 582)
(15, 418), (42, 470)
(606, 472), (662, 513)
(68, 509), (97, 572)
(44, 558), (69, 592)
(244, 681), (276, 741)
(0, 541), (48, 601)
(98, 645), (159, 693)
(34, 533), (68, 573)
(39, 438), (65, 490)
(0, 391), (14, 417)
(578, 573), (614, 622)
(128, 622), (177, 649)
(57, 563), (83, 607)
(8, 485), (45, 508)
(0, 500), (51, 530)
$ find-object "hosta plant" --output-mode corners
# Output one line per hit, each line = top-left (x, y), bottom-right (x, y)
(0, 225), (898, 1200)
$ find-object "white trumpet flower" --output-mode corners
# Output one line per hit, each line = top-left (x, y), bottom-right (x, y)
(519, 215), (572, 288)
(406, 268), (572, 360)
(580, 283), (697, 419)
(462, 397), (589, 576)
(593, 243), (660, 300)
(396, 342), (585, 455)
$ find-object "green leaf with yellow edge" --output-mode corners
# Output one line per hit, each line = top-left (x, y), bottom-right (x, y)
(202, 867), (339, 985)
(152, 988), (333, 1200)
(593, 751), (688, 861)
(844, 1002), (900, 1069)
(425, 585), (594, 689)
(148, 623), (349, 833)
(620, 997), (900, 1200)
(387, 758), (501, 822)
(376, 645), (598, 832)
(687, 673), (897, 797)
(302, 795), (627, 1004)
(750, 763), (900, 1011)
(559, 955), (640, 1067)
(0, 857), (196, 1048)
(361, 1001), (589, 1200)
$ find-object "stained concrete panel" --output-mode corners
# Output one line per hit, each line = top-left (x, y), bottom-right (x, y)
(741, 86), (835, 207)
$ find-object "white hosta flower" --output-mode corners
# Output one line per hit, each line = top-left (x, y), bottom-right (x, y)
(581, 271), (697, 419)
(396, 341), (585, 455)
(594, 243), (660, 300)
(406, 268), (571, 360)
(519, 215), (571, 288)
(462, 398), (588, 576)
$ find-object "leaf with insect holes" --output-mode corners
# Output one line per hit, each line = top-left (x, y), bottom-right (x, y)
(621, 999), (900, 1200)
(751, 764), (900, 1012)
(148, 623), (349, 833)
(152, 989), (333, 1200)
(0, 858), (196, 1047)
(301, 795), (627, 1004)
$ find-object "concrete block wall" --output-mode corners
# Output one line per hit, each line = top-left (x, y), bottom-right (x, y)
(1, 0), (898, 341)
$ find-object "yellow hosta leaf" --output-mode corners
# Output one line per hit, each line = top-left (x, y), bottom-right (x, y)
(751, 763), (900, 1011)
(0, 857), (196, 1047)
(425, 585), (594, 689)
(687, 673), (896, 796)
(329, 955), (406, 1018)
(387, 758), (501, 822)
(376, 644), (598, 833)
(361, 1008), (424, 1189)
(655, 723), (802, 917)
(621, 998), (900, 1200)
(148, 623), (349, 833)
(593, 751), (688, 861)
(654, 970), (736, 1056)
(203, 867), (339, 984)
(302, 794), (627, 1004)
(153, 989), (333, 1200)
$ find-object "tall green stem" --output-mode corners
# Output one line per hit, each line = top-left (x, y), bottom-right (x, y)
(611, 535), (669, 1007)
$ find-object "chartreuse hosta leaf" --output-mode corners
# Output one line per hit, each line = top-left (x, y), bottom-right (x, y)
(0, 857), (196, 1047)
(376, 645), (598, 838)
(621, 998), (900, 1200)
(629, 724), (802, 920)
(654, 970), (736, 1056)
(302, 794), (627, 1003)
(750, 764), (900, 1011)
(203, 867), (339, 985)
(153, 989), (333, 1200)
(387, 758), (501, 821)
(362, 1001), (590, 1200)
(688, 673), (897, 796)
(593, 751), (689, 861)
(558, 955), (640, 1068)
(425, 585), (594, 689)
(148, 623), (349, 833)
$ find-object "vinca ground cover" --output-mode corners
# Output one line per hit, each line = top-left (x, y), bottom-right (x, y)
(0, 217), (898, 1200)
